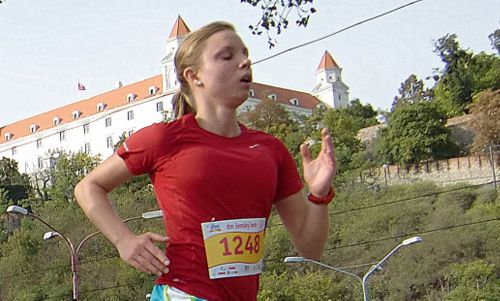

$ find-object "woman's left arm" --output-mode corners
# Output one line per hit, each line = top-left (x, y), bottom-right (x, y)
(274, 128), (336, 259)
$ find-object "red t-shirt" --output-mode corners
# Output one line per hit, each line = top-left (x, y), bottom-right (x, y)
(117, 113), (303, 300)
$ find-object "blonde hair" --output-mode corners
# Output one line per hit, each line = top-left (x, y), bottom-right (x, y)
(172, 21), (236, 119)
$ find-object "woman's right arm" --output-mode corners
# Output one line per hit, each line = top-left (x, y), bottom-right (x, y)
(74, 153), (170, 276)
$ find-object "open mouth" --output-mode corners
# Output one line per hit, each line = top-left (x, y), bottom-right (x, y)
(240, 74), (252, 83)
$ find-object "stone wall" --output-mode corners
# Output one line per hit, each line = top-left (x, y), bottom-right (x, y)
(375, 154), (499, 187)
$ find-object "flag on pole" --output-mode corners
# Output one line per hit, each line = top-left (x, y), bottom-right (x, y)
(78, 82), (86, 91)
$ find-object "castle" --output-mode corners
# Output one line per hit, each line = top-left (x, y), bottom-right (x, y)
(0, 16), (350, 174)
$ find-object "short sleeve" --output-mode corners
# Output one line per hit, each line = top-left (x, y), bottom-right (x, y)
(116, 123), (165, 175)
(273, 139), (304, 202)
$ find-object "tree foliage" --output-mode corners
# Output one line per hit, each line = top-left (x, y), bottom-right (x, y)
(467, 89), (500, 153)
(240, 0), (316, 48)
(432, 34), (500, 117)
(375, 102), (459, 167)
(391, 74), (433, 112)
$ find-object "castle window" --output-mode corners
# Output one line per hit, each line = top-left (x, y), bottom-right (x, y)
(53, 117), (61, 126)
(37, 157), (43, 169)
(289, 98), (300, 106)
(84, 143), (91, 154)
(11, 147), (17, 155)
(149, 86), (158, 96)
(83, 123), (90, 134)
(127, 93), (136, 103)
(248, 89), (255, 97)
(4, 132), (13, 141)
(105, 117), (112, 127)
(267, 93), (277, 101)
(127, 110), (134, 120)
(37, 139), (42, 148)
(106, 136), (114, 149)
(30, 124), (38, 133)
(59, 131), (66, 142)
(97, 102), (106, 112)
(72, 110), (81, 119)
(156, 101), (163, 112)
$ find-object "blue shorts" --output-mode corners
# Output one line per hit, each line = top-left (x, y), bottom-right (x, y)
(150, 284), (207, 301)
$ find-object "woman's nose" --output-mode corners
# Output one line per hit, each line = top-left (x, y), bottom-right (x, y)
(239, 57), (251, 69)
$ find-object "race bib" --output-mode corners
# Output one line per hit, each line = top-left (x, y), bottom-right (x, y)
(201, 218), (266, 279)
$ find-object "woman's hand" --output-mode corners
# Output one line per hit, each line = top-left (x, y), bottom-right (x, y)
(300, 128), (336, 196)
(115, 232), (170, 276)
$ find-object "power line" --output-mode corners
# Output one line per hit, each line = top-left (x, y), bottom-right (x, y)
(252, 0), (425, 65)
(1, 181), (496, 279)
(264, 217), (500, 263)
(268, 181), (497, 228)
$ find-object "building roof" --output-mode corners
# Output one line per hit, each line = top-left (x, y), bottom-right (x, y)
(317, 50), (339, 70)
(250, 83), (320, 110)
(169, 15), (190, 38)
(0, 75), (163, 143)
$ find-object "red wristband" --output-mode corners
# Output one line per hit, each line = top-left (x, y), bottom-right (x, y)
(307, 186), (335, 205)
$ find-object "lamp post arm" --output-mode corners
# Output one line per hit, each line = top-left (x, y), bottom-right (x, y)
(363, 243), (403, 283)
(29, 213), (75, 256)
(305, 258), (362, 282)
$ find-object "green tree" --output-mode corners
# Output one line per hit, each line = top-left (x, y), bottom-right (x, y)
(467, 89), (500, 153)
(239, 98), (307, 158)
(391, 74), (433, 112)
(489, 28), (500, 54)
(433, 34), (500, 117)
(432, 34), (475, 116)
(375, 102), (459, 167)
(47, 152), (101, 202)
(241, 0), (316, 48)
(445, 260), (500, 301)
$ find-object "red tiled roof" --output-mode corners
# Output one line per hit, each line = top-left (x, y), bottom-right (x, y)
(317, 50), (339, 70)
(0, 75), (162, 143)
(250, 82), (320, 110)
(169, 15), (190, 38)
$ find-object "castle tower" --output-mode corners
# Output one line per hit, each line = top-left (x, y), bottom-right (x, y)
(312, 51), (349, 108)
(161, 15), (190, 93)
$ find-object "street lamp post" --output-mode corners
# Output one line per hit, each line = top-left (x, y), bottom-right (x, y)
(284, 236), (423, 301)
(6, 205), (163, 301)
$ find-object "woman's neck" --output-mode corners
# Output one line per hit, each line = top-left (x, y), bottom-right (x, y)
(195, 110), (241, 137)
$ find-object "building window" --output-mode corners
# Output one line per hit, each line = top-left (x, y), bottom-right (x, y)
(49, 157), (56, 168)
(30, 124), (38, 133)
(127, 110), (134, 120)
(84, 143), (91, 154)
(53, 117), (61, 126)
(4, 133), (12, 141)
(106, 136), (114, 149)
(249, 89), (255, 97)
(267, 93), (277, 101)
(37, 157), (43, 169)
(83, 123), (90, 134)
(72, 110), (81, 119)
(59, 131), (65, 142)
(156, 101), (163, 112)
(127, 93), (136, 103)
(128, 130), (135, 137)
(149, 86), (158, 95)
(105, 117), (112, 127)
(289, 98), (300, 106)
(97, 102), (106, 112)
(11, 147), (17, 155)
(37, 139), (42, 148)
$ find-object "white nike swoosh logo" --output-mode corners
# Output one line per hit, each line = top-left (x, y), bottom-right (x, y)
(249, 144), (260, 149)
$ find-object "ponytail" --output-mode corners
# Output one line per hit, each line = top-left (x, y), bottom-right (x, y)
(172, 90), (195, 119)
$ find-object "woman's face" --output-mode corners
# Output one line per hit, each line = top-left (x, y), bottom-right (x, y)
(195, 29), (252, 108)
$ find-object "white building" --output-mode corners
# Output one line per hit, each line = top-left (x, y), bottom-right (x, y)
(0, 16), (349, 174)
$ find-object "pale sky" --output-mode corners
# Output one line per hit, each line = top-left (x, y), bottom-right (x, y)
(0, 0), (498, 127)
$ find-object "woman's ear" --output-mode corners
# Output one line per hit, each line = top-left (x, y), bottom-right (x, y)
(183, 68), (203, 87)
